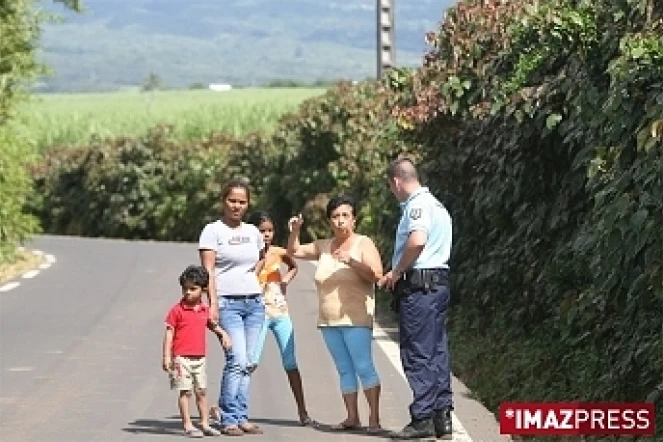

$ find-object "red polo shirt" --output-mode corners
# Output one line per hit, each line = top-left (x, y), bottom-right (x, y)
(165, 300), (210, 357)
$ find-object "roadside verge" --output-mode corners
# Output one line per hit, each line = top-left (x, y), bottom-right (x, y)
(0, 248), (56, 293)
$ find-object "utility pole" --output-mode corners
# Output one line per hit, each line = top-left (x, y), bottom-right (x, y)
(377, 0), (395, 78)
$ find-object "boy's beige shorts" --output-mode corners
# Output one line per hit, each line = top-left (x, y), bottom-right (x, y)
(169, 356), (207, 391)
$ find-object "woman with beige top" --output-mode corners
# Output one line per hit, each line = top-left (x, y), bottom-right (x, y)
(287, 195), (384, 434)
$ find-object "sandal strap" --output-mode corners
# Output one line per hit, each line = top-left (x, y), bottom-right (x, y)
(222, 426), (244, 436)
(239, 424), (263, 434)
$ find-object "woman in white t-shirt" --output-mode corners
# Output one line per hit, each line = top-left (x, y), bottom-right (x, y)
(199, 178), (265, 436)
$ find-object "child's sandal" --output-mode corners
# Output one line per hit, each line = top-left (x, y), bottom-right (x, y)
(201, 426), (221, 436)
(184, 427), (204, 438)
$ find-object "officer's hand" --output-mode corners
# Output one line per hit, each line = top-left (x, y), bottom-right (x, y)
(378, 270), (400, 290)
(288, 214), (304, 232)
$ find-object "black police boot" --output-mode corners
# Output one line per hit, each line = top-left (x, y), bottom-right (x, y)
(389, 418), (436, 440)
(433, 408), (453, 439)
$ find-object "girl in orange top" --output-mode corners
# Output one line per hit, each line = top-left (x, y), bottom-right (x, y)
(247, 211), (315, 426)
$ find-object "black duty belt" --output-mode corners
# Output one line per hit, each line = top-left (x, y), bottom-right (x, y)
(402, 267), (449, 286)
(390, 267), (449, 313)
(395, 268), (448, 294)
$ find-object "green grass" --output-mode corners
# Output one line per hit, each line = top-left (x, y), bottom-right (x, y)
(18, 88), (325, 150)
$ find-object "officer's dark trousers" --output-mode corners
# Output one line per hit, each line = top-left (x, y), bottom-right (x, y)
(398, 283), (452, 420)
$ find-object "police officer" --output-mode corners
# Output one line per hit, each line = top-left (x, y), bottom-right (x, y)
(378, 157), (453, 440)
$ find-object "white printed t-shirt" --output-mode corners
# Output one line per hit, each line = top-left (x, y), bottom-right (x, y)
(198, 220), (264, 297)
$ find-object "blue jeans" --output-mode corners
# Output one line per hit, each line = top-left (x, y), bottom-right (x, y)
(217, 295), (265, 426)
(251, 315), (298, 370)
(320, 326), (380, 394)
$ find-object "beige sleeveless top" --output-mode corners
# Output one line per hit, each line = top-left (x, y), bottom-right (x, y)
(314, 235), (375, 328)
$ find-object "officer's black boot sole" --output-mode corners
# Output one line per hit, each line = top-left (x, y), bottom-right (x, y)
(389, 436), (437, 441)
(389, 431), (437, 441)
(389, 419), (437, 440)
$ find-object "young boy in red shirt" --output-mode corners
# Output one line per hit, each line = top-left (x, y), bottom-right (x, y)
(163, 265), (231, 438)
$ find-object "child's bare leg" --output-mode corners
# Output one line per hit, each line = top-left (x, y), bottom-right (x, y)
(286, 368), (309, 421)
(196, 388), (221, 436)
(178, 390), (194, 429)
(195, 387), (209, 427)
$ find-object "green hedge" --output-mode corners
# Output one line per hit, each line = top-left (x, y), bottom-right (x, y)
(29, 0), (662, 437)
(31, 126), (238, 240)
(390, 0), (663, 437)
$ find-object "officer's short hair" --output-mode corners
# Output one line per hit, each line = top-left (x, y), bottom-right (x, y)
(326, 195), (357, 219)
(387, 157), (419, 183)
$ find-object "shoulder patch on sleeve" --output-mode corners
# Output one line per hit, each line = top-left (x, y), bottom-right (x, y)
(409, 208), (422, 220)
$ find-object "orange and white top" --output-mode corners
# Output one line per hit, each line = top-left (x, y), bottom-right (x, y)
(258, 253), (288, 319)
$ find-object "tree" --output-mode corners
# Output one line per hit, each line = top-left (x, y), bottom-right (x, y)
(142, 72), (163, 92)
(0, 0), (79, 262)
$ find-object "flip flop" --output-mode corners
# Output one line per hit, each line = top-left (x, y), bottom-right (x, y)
(220, 426), (244, 436)
(238, 423), (263, 434)
(329, 422), (362, 431)
(366, 426), (387, 435)
(299, 416), (320, 427)
(201, 426), (221, 436)
(184, 428), (204, 438)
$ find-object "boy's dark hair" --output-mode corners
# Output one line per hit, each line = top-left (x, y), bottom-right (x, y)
(247, 210), (274, 228)
(326, 195), (357, 219)
(179, 265), (209, 289)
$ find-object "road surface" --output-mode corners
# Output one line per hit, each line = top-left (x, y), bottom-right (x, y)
(0, 236), (504, 441)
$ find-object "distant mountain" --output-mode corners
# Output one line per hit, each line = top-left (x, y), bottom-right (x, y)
(38, 0), (455, 92)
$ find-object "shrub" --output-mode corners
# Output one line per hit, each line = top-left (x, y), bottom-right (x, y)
(31, 126), (237, 241)
(259, 80), (409, 252)
(0, 129), (39, 263)
(0, 0), (48, 263)
(391, 0), (663, 434)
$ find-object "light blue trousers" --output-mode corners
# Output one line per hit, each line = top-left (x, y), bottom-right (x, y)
(251, 315), (298, 370)
(320, 326), (380, 394)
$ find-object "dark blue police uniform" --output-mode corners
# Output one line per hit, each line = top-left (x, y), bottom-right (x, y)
(391, 186), (453, 438)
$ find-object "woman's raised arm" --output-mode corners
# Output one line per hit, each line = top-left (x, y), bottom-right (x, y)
(286, 215), (320, 261)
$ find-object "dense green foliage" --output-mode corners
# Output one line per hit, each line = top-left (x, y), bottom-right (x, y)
(0, 0), (43, 263)
(31, 84), (404, 245)
(390, 0), (663, 436)
(28, 0), (662, 437)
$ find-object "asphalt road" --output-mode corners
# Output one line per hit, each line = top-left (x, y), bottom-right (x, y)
(0, 236), (504, 441)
